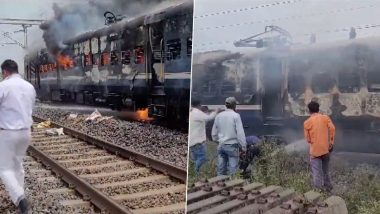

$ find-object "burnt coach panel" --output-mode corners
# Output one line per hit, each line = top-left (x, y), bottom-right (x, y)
(25, 0), (193, 122)
(193, 37), (380, 151)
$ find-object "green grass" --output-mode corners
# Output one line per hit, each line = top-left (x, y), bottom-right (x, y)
(187, 141), (380, 214)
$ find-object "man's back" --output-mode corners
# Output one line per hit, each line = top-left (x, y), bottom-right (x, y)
(189, 108), (216, 146)
(0, 74), (36, 130)
(304, 113), (335, 157)
(212, 109), (246, 149)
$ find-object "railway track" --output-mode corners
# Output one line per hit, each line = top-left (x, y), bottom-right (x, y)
(187, 176), (348, 214)
(26, 116), (186, 214)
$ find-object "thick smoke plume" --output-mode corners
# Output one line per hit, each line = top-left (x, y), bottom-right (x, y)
(40, 0), (175, 55)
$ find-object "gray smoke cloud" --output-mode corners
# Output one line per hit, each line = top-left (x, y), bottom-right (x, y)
(40, 0), (176, 55)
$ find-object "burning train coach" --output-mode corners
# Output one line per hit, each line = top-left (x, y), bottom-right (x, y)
(192, 37), (380, 153)
(24, 0), (193, 123)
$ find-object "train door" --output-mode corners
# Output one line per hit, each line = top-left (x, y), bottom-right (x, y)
(145, 19), (167, 117)
(261, 57), (284, 123)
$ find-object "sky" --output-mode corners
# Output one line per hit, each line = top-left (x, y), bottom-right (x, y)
(0, 0), (83, 74)
(193, 0), (380, 53)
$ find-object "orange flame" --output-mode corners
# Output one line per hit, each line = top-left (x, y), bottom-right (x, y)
(57, 54), (74, 70)
(136, 108), (149, 121)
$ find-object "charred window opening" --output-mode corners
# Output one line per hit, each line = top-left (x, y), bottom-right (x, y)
(166, 19), (178, 32)
(187, 38), (192, 57)
(338, 71), (360, 93)
(288, 73), (305, 97)
(221, 81), (236, 94)
(101, 52), (110, 66)
(91, 38), (100, 54)
(166, 39), (181, 61)
(134, 47), (144, 64)
(92, 54), (100, 65)
(75, 56), (82, 67)
(110, 51), (120, 65)
(84, 54), (92, 66)
(121, 51), (131, 65)
(368, 71), (380, 92)
(311, 73), (335, 93)
(73, 44), (80, 56)
(200, 81), (217, 96)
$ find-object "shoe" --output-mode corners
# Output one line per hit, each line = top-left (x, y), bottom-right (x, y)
(18, 198), (29, 214)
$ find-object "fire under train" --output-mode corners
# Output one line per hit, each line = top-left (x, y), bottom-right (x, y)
(24, 0), (193, 124)
(192, 36), (380, 153)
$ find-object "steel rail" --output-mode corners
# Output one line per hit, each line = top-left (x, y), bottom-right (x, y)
(32, 116), (187, 182)
(28, 145), (132, 214)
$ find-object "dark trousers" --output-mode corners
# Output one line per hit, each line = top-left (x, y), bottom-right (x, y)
(310, 153), (332, 191)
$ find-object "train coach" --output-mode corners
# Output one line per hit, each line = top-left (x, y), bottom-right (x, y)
(192, 36), (380, 153)
(24, 0), (193, 123)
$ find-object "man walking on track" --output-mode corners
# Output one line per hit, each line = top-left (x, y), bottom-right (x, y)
(212, 97), (247, 176)
(0, 59), (36, 213)
(304, 101), (336, 193)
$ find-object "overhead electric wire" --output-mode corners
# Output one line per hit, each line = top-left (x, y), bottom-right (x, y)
(193, 23), (380, 50)
(196, 5), (376, 31)
(194, 0), (304, 19)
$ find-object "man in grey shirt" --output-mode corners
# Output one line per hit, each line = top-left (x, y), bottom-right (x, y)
(212, 97), (247, 176)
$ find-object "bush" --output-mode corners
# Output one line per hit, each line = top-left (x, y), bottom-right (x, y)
(187, 141), (380, 214)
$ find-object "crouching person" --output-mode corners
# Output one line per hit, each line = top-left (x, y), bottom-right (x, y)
(240, 135), (262, 178)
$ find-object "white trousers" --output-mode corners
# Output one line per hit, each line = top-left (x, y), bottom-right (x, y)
(0, 129), (30, 205)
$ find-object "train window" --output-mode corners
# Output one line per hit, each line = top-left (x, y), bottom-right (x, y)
(288, 73), (305, 97)
(39, 65), (43, 73)
(92, 54), (100, 65)
(166, 39), (181, 61)
(201, 81), (217, 95)
(110, 51), (120, 65)
(84, 54), (92, 66)
(75, 56), (82, 67)
(74, 44), (79, 56)
(84, 40), (91, 55)
(166, 19), (178, 32)
(101, 52), (110, 66)
(221, 81), (236, 94)
(43, 65), (48, 73)
(100, 36), (107, 52)
(338, 71), (360, 93)
(79, 43), (85, 54)
(91, 38), (99, 54)
(134, 47), (144, 64)
(311, 72), (335, 93)
(368, 71), (380, 92)
(187, 38), (192, 57)
(121, 51), (131, 65)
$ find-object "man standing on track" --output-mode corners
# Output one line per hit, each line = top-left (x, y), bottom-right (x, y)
(189, 100), (220, 174)
(212, 97), (247, 176)
(304, 101), (335, 193)
(0, 59), (36, 213)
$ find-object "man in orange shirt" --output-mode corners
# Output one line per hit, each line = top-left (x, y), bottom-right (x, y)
(304, 101), (335, 192)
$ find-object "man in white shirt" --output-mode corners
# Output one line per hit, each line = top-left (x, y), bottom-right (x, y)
(189, 100), (219, 173)
(212, 97), (247, 176)
(0, 59), (36, 214)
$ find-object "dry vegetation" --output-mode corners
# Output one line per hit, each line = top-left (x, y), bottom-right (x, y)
(188, 141), (380, 214)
